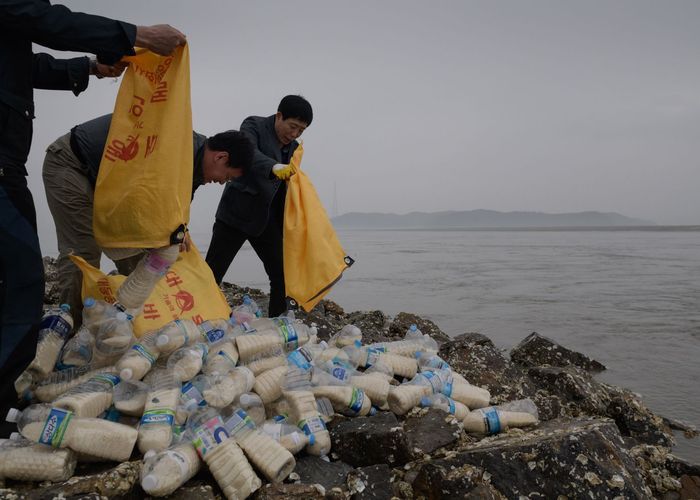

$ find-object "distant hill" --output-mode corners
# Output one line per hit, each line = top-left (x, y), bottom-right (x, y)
(332, 210), (654, 229)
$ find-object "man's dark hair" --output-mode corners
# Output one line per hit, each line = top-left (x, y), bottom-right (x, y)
(206, 130), (254, 172)
(278, 95), (313, 125)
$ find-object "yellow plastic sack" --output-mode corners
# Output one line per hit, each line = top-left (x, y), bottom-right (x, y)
(93, 45), (193, 249)
(283, 144), (353, 312)
(69, 244), (231, 337)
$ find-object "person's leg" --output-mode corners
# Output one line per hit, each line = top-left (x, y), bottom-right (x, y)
(205, 219), (247, 284)
(249, 223), (285, 317)
(0, 177), (44, 437)
(42, 134), (102, 320)
(114, 252), (146, 275)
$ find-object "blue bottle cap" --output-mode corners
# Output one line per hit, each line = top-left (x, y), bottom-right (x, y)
(84, 297), (96, 308)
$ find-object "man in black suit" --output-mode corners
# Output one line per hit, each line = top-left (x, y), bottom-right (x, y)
(0, 0), (185, 436)
(206, 95), (313, 317)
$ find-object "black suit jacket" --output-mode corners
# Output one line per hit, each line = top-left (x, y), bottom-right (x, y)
(215, 115), (299, 237)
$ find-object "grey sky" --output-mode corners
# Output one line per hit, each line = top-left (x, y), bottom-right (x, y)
(28, 0), (700, 254)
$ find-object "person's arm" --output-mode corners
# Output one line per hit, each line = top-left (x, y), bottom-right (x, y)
(0, 0), (136, 65)
(0, 1), (186, 63)
(240, 117), (279, 180)
(32, 53), (89, 94)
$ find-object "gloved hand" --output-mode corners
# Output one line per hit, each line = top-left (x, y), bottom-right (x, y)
(272, 163), (296, 180)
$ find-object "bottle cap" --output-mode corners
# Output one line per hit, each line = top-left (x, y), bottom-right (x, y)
(353, 340), (362, 348)
(143, 449), (156, 460)
(60, 303), (71, 312)
(5, 408), (20, 423)
(142, 475), (159, 491)
(319, 341), (328, 349)
(239, 393), (254, 406)
(156, 335), (169, 348)
(420, 396), (430, 407)
(409, 324), (417, 331)
(84, 297), (96, 308)
(120, 368), (134, 380)
(9, 432), (21, 441)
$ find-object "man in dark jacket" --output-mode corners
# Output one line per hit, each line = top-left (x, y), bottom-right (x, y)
(206, 95), (313, 317)
(42, 113), (254, 319)
(0, 0), (185, 436)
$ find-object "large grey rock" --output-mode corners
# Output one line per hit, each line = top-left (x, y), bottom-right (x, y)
(254, 482), (325, 499)
(510, 331), (606, 371)
(404, 408), (462, 454)
(413, 418), (652, 499)
(344, 310), (391, 344)
(329, 411), (412, 467)
(347, 464), (397, 500)
(388, 312), (451, 344)
(293, 455), (354, 491)
(411, 460), (505, 499)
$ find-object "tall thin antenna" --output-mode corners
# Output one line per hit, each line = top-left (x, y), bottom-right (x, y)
(333, 181), (339, 218)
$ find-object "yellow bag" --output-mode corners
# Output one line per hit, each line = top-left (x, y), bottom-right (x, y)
(69, 244), (231, 337)
(93, 45), (193, 249)
(283, 144), (353, 312)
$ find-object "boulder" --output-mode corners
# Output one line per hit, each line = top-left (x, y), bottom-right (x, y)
(254, 482), (325, 499)
(404, 408), (462, 454)
(293, 455), (354, 492)
(329, 411), (412, 467)
(388, 312), (451, 344)
(510, 332), (606, 371)
(344, 310), (391, 345)
(413, 417), (652, 499)
(347, 464), (397, 500)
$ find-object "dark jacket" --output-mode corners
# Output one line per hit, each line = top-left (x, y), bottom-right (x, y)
(0, 0), (136, 174)
(215, 115), (298, 236)
(69, 113), (206, 198)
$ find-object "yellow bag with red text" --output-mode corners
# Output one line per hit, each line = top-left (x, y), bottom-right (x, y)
(69, 244), (231, 337)
(93, 45), (193, 248)
(283, 144), (354, 312)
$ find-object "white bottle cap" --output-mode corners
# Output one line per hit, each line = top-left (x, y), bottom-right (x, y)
(9, 432), (22, 441)
(143, 449), (157, 460)
(120, 368), (134, 380)
(239, 393), (254, 406)
(6, 408), (20, 423)
(142, 474), (159, 491)
(156, 335), (169, 348)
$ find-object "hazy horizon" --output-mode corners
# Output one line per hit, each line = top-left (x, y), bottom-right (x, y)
(23, 1), (700, 257)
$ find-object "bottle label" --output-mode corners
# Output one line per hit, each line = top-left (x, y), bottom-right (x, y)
(287, 349), (312, 372)
(182, 382), (206, 406)
(199, 321), (225, 344)
(144, 251), (171, 275)
(92, 374), (120, 387)
(299, 416), (326, 435)
(192, 415), (228, 457)
(131, 343), (156, 365)
(141, 409), (175, 426)
(40, 315), (72, 340)
(365, 347), (383, 367)
(40, 408), (73, 447)
(331, 366), (351, 382)
(223, 408), (255, 438)
(482, 407), (501, 435)
(447, 398), (456, 415)
(274, 318), (298, 349)
(164, 449), (190, 476)
(216, 349), (237, 367)
(348, 388), (365, 414)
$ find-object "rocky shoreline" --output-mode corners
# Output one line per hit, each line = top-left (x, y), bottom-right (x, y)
(1, 257), (698, 499)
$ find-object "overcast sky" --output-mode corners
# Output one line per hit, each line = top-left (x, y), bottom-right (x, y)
(28, 0), (700, 254)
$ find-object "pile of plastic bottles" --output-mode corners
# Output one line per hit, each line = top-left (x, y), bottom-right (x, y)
(4, 295), (538, 498)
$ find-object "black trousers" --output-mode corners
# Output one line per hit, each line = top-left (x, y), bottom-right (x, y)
(206, 218), (287, 318)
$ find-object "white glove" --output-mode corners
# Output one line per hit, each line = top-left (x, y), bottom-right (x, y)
(272, 163), (296, 180)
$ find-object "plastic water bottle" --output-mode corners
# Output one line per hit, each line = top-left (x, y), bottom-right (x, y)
(203, 338), (240, 375)
(285, 390), (331, 456)
(328, 324), (362, 348)
(58, 325), (94, 369)
(462, 398), (539, 435)
(197, 318), (232, 345)
(232, 392), (266, 426)
(387, 369), (452, 415)
(0, 433), (76, 482)
(349, 372), (391, 408)
(311, 385), (371, 416)
(31, 365), (115, 403)
(221, 407), (296, 483)
(167, 343), (208, 382)
(141, 441), (201, 496)
(116, 245), (179, 314)
(238, 317), (314, 360)
(231, 294), (262, 325)
(92, 311), (134, 368)
(14, 305), (74, 395)
(154, 318), (203, 356)
(82, 297), (118, 335)
(117, 329), (161, 381)
(416, 352), (450, 371)
(253, 365), (289, 404)
(260, 421), (313, 455)
(6, 403), (137, 461)
(52, 371), (120, 418)
(113, 379), (149, 417)
(419, 393), (469, 419)
(343, 342), (418, 379)
(200, 367), (255, 408)
(187, 406), (261, 499)
(138, 368), (180, 453)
